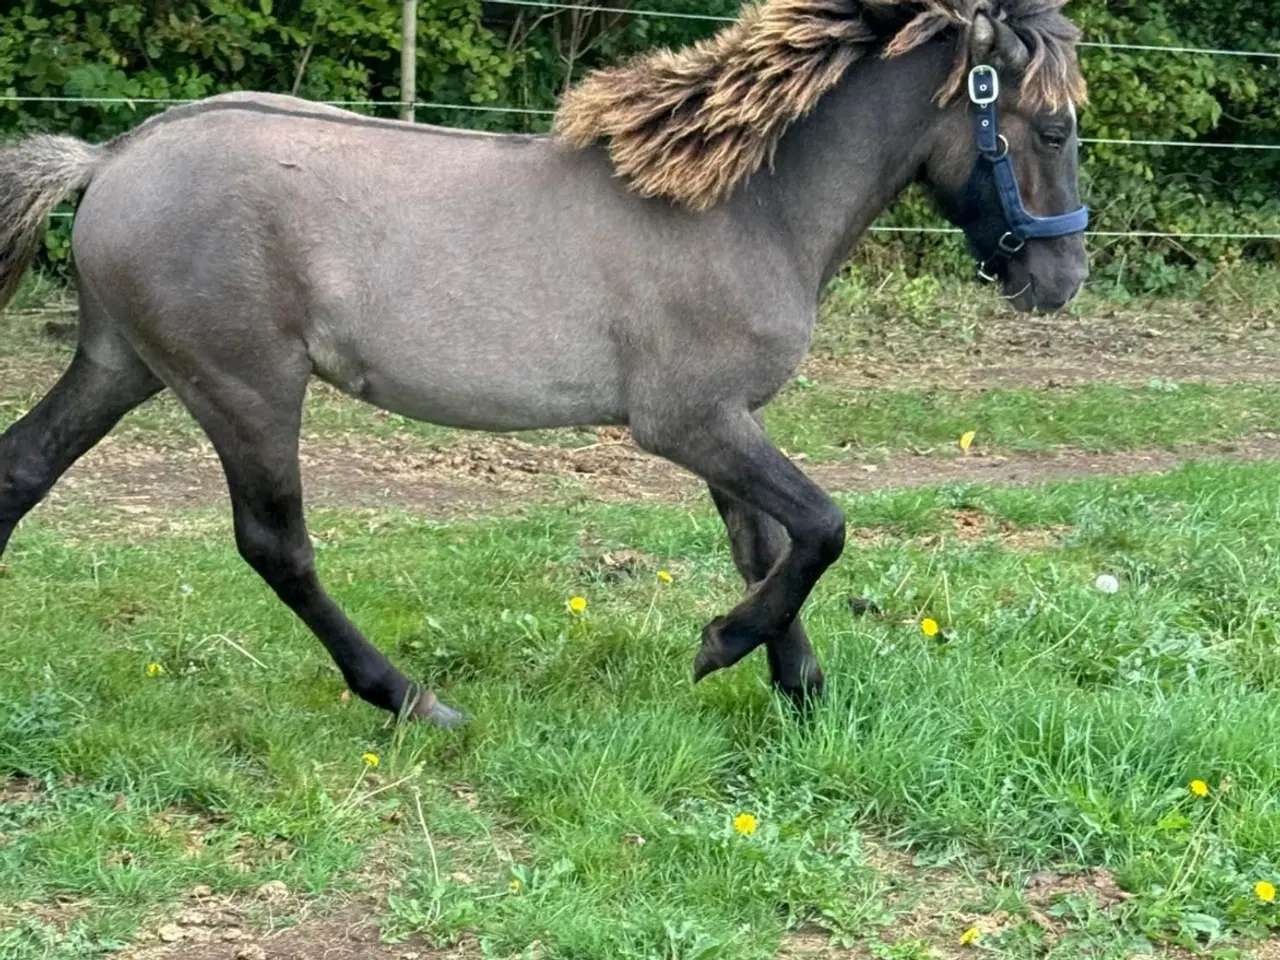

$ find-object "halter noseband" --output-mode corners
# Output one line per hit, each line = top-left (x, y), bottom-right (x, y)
(964, 65), (1089, 283)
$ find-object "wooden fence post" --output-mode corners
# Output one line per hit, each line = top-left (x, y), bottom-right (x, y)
(400, 0), (418, 122)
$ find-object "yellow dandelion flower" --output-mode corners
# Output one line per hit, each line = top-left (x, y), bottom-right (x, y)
(732, 813), (758, 836)
(959, 431), (977, 453)
(1256, 880), (1276, 903)
(509, 878), (522, 893)
(657, 570), (673, 584)
(921, 618), (940, 638)
(568, 596), (587, 614)
(362, 752), (380, 768)
(145, 663), (164, 677)
(1189, 779), (1209, 797)
(959, 927), (980, 946)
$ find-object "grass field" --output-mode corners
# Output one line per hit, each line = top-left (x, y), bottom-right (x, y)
(4, 268), (1280, 959)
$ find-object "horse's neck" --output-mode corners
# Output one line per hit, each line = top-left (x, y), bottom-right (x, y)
(752, 47), (951, 296)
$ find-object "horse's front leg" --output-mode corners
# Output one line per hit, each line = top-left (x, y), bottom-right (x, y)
(634, 406), (844, 689)
(708, 482), (825, 705)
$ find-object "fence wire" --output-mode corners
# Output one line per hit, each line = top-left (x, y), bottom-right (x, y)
(6, 96), (1277, 154)
(38, 210), (1278, 241)
(487, 0), (1280, 59)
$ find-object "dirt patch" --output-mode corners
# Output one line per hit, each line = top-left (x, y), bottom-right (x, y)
(33, 430), (1280, 527)
(811, 437), (1280, 497)
(123, 889), (472, 960)
(42, 430), (681, 520)
(118, 819), (518, 960)
(918, 509), (1072, 551)
(0, 776), (46, 805)
(1018, 868), (1131, 949)
(0, 896), (86, 935)
(777, 927), (843, 957)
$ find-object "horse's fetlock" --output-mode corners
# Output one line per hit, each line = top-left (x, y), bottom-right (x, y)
(348, 662), (409, 706)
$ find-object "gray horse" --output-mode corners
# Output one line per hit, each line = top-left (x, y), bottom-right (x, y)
(0, 0), (1088, 726)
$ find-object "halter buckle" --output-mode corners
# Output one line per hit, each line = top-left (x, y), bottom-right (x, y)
(998, 231), (1026, 254)
(968, 65), (999, 106)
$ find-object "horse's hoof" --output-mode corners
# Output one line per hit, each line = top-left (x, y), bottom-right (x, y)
(693, 619), (730, 683)
(693, 618), (762, 683)
(409, 690), (467, 728)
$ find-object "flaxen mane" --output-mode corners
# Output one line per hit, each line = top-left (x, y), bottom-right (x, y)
(555, 0), (1086, 211)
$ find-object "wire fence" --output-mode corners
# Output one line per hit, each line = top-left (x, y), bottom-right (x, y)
(488, 0), (1280, 59)
(6, 0), (1279, 243)
(36, 213), (1278, 241)
(6, 96), (1278, 155)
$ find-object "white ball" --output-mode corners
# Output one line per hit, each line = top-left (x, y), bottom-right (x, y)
(1094, 574), (1120, 594)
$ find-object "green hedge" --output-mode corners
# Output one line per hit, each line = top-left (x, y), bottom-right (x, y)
(2, 0), (1277, 292)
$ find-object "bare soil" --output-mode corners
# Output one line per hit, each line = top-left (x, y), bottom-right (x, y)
(34, 429), (1280, 523)
(122, 895), (473, 960)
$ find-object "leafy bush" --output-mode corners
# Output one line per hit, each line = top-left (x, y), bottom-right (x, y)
(1, 0), (1276, 292)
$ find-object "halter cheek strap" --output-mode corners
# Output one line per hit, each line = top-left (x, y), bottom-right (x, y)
(965, 65), (1089, 282)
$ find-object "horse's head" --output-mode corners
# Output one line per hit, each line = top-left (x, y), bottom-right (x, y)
(923, 10), (1089, 312)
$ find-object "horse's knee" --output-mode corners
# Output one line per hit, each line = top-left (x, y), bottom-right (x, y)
(798, 499), (845, 569)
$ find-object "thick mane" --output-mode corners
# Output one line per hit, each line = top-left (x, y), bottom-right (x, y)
(554, 0), (1085, 211)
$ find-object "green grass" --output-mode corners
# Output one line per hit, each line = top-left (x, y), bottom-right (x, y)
(766, 380), (1280, 459)
(6, 462), (1280, 957)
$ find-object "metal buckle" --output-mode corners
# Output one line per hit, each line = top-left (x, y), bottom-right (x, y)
(998, 231), (1026, 254)
(968, 65), (999, 106)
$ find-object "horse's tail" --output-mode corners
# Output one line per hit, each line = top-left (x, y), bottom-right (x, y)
(0, 134), (105, 311)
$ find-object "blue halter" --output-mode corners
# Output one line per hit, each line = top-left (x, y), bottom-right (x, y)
(964, 65), (1089, 282)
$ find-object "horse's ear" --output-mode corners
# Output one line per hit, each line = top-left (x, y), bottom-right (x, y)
(991, 18), (1031, 74)
(969, 13), (1031, 75)
(968, 13), (997, 63)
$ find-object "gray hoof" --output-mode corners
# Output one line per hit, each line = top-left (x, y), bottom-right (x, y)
(409, 690), (467, 728)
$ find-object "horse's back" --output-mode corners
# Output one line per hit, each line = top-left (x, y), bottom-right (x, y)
(72, 91), (560, 295)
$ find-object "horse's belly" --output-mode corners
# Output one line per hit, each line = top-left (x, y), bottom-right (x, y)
(313, 338), (625, 432)
(371, 373), (623, 432)
(300, 258), (627, 431)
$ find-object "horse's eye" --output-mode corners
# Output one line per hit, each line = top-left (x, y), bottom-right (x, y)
(1039, 128), (1068, 149)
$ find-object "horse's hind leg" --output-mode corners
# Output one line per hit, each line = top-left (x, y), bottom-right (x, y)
(708, 485), (824, 706)
(147, 339), (462, 726)
(0, 340), (162, 557)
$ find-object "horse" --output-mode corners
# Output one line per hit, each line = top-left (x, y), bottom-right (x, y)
(0, 0), (1089, 727)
